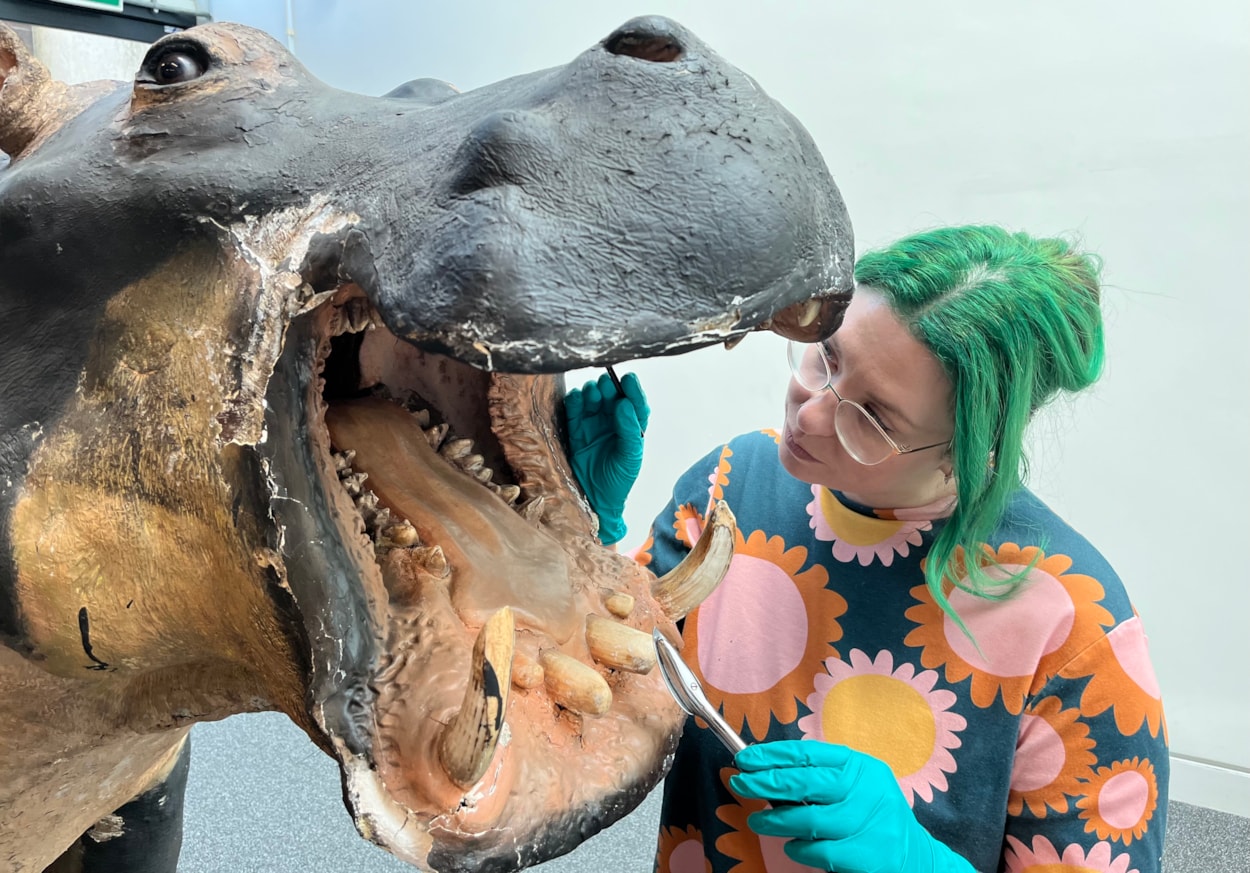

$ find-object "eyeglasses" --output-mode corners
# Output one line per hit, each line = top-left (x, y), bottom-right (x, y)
(786, 341), (950, 466)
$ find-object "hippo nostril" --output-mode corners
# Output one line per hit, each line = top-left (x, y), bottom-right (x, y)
(603, 20), (685, 63)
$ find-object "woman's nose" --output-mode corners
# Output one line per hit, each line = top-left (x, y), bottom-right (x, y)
(794, 386), (839, 434)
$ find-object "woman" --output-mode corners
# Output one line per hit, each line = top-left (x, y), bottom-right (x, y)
(566, 225), (1168, 873)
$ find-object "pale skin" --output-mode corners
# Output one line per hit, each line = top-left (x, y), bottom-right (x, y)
(779, 285), (957, 509)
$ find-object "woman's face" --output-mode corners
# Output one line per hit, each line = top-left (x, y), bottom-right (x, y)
(780, 286), (956, 509)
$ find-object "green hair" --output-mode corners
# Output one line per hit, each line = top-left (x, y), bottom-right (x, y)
(854, 225), (1104, 618)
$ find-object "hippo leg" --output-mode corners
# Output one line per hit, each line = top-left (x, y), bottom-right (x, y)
(42, 736), (191, 873)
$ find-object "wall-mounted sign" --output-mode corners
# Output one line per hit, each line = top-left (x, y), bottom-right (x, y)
(48, 0), (124, 11)
(0, 0), (199, 41)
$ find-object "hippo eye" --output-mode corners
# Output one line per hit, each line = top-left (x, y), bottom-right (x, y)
(140, 44), (208, 86)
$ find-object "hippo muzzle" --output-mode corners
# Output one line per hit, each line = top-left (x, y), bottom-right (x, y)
(0, 16), (851, 872)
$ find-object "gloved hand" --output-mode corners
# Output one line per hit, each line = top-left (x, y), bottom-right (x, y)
(564, 371), (650, 545)
(730, 741), (975, 873)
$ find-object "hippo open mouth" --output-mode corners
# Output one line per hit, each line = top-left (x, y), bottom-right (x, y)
(259, 279), (778, 871)
(0, 15), (851, 872)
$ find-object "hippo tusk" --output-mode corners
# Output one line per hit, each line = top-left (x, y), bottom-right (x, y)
(585, 614), (656, 674)
(437, 607), (515, 789)
(651, 499), (737, 620)
(539, 649), (612, 716)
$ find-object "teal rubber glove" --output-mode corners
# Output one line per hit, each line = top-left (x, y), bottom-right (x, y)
(563, 371), (649, 545)
(730, 741), (975, 873)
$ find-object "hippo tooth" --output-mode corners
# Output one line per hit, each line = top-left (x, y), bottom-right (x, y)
(652, 499), (737, 620)
(344, 297), (373, 333)
(539, 649), (612, 716)
(472, 467), (493, 485)
(724, 333), (746, 351)
(440, 437), (473, 461)
(424, 423), (450, 450)
(585, 614), (655, 674)
(797, 298), (822, 327)
(342, 471), (368, 492)
(497, 484), (521, 506)
(518, 496), (547, 524)
(437, 607), (514, 789)
(412, 544), (448, 577)
(368, 505), (392, 531)
(356, 492), (380, 521)
(510, 652), (544, 690)
(411, 408), (431, 428)
(380, 520), (420, 548)
(604, 592), (635, 619)
(333, 450), (356, 473)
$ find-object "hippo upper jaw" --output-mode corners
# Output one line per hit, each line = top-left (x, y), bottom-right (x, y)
(107, 17), (854, 371)
(368, 16), (854, 369)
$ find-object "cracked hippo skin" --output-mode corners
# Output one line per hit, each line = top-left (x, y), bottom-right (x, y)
(0, 17), (852, 873)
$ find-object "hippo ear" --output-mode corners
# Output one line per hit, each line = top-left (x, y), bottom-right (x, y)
(0, 23), (58, 159)
(382, 77), (459, 105)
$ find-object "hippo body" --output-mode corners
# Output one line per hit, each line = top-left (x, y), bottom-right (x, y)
(0, 18), (851, 872)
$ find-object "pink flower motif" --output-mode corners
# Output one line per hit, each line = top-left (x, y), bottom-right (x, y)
(1003, 834), (1139, 873)
(805, 486), (930, 567)
(798, 649), (966, 805)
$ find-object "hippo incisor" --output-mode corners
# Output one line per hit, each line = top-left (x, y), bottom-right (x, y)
(0, 16), (852, 872)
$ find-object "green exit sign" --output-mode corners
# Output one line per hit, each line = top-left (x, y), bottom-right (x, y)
(49, 0), (124, 12)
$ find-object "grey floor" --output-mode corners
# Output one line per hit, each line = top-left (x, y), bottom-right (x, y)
(181, 713), (1246, 872)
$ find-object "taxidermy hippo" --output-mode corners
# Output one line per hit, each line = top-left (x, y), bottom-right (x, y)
(0, 15), (852, 873)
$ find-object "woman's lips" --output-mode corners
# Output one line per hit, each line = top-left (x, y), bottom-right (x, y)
(783, 425), (818, 462)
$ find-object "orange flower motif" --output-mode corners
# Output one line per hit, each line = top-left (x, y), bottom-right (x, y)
(1008, 696), (1096, 816)
(715, 768), (821, 873)
(1077, 757), (1160, 845)
(626, 529), (655, 568)
(904, 544), (1113, 714)
(673, 503), (707, 550)
(656, 823), (714, 873)
(685, 528), (844, 741)
(760, 427), (782, 445)
(1058, 615), (1165, 739)
(708, 444), (734, 502)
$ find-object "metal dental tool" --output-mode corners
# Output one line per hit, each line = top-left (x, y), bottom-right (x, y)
(652, 628), (746, 754)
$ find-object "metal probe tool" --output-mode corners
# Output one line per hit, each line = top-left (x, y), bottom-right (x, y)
(652, 628), (747, 754)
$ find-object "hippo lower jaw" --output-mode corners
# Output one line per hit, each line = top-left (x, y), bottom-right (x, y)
(262, 286), (736, 871)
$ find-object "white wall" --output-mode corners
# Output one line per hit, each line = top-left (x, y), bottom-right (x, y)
(134, 0), (1250, 815)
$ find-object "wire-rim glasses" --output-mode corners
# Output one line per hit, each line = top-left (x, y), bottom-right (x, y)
(786, 340), (950, 466)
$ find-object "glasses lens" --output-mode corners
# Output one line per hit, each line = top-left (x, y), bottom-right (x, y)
(834, 401), (894, 466)
(787, 342), (830, 391)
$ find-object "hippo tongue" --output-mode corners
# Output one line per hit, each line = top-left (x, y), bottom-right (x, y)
(325, 398), (579, 643)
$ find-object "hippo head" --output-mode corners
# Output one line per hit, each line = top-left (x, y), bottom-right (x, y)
(0, 18), (850, 871)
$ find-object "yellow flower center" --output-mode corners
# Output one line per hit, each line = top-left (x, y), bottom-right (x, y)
(819, 674), (935, 777)
(819, 489), (905, 546)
